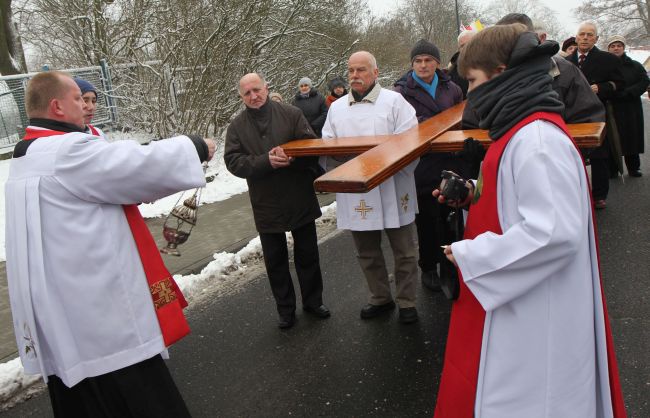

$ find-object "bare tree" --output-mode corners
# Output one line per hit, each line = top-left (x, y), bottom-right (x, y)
(13, 0), (364, 138)
(481, 0), (565, 40)
(359, 0), (479, 83)
(576, 0), (650, 44)
(1, 0), (30, 137)
(15, 0), (160, 68)
(1, 0), (27, 75)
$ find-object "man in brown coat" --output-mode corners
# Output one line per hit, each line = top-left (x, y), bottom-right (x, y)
(225, 73), (329, 329)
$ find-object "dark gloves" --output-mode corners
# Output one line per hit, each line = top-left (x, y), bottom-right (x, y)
(455, 137), (486, 179)
(455, 137), (485, 164)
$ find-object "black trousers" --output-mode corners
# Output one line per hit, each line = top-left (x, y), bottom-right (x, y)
(47, 355), (191, 418)
(259, 221), (324, 317)
(415, 193), (453, 273)
(591, 157), (610, 201)
(625, 154), (641, 172)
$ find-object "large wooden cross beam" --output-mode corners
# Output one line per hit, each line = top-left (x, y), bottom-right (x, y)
(282, 101), (605, 193)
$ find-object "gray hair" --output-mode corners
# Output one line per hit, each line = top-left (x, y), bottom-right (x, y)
(577, 21), (599, 36)
(457, 30), (477, 45)
(350, 51), (378, 70)
(367, 53), (378, 70)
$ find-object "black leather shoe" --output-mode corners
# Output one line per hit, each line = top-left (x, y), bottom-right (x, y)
(278, 315), (296, 329)
(421, 270), (442, 292)
(360, 301), (396, 319)
(629, 170), (642, 177)
(303, 304), (331, 319)
(399, 307), (419, 324)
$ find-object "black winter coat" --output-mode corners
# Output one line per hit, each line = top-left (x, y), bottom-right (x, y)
(612, 54), (649, 155)
(224, 100), (322, 233)
(292, 89), (328, 136)
(567, 47), (625, 101)
(448, 51), (469, 99)
(566, 46), (625, 158)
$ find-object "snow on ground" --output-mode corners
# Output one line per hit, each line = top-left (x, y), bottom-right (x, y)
(136, 142), (248, 219)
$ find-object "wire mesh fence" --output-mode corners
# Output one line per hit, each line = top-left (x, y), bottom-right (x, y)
(0, 64), (115, 151)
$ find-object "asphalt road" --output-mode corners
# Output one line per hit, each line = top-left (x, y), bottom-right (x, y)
(2, 113), (650, 417)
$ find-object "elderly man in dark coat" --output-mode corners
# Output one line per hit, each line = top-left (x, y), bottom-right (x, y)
(394, 39), (464, 292)
(567, 21), (625, 209)
(225, 73), (330, 329)
(607, 35), (649, 177)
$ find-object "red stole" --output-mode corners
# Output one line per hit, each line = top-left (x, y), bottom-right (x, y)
(88, 124), (100, 136)
(433, 113), (626, 417)
(22, 127), (190, 347)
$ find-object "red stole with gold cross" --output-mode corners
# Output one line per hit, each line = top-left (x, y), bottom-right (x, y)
(22, 127), (190, 347)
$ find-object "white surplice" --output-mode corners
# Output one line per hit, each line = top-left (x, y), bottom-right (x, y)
(5, 130), (205, 387)
(321, 87), (419, 231)
(451, 120), (616, 417)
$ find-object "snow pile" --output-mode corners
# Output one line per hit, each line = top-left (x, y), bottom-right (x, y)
(175, 236), (264, 299)
(0, 358), (41, 406)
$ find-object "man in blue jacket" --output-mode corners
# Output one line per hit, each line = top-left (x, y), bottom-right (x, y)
(394, 39), (464, 292)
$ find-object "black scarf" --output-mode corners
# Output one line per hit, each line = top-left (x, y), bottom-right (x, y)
(351, 82), (376, 102)
(246, 99), (272, 136)
(467, 34), (564, 139)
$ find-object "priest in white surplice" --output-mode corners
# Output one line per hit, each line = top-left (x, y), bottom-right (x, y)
(321, 51), (421, 324)
(5, 71), (215, 417)
(433, 25), (626, 418)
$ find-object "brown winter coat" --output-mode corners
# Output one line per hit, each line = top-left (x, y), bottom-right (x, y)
(224, 100), (322, 233)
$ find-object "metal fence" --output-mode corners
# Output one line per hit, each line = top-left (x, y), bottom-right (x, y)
(0, 61), (117, 150)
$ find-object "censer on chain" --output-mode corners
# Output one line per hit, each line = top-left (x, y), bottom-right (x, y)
(160, 163), (207, 256)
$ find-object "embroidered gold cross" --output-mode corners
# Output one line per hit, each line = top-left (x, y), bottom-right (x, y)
(150, 277), (177, 309)
(401, 193), (409, 212)
(354, 199), (373, 219)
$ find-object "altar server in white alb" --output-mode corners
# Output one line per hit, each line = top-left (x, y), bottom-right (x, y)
(321, 51), (420, 324)
(73, 77), (106, 138)
(432, 24), (626, 418)
(5, 71), (216, 417)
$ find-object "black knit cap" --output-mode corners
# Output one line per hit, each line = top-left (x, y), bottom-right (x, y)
(410, 39), (441, 63)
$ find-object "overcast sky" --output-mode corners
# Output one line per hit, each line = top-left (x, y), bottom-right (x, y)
(369, 0), (584, 36)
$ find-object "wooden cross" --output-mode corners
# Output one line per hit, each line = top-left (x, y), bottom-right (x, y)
(354, 199), (373, 219)
(282, 101), (605, 193)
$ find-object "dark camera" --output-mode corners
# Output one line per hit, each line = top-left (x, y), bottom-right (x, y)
(440, 171), (469, 202)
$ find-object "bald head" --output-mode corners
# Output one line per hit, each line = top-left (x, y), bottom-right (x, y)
(348, 51), (379, 95)
(25, 71), (85, 129)
(238, 73), (269, 109)
(349, 51), (377, 71)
